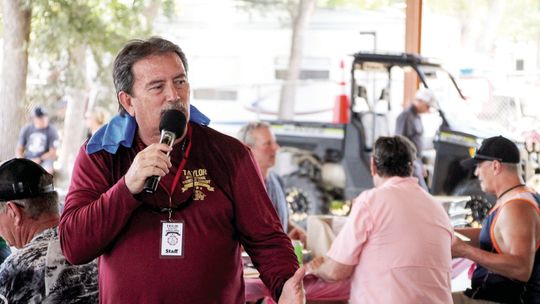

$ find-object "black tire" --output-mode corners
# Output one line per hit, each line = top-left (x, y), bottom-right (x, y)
(452, 179), (495, 226)
(282, 174), (329, 224)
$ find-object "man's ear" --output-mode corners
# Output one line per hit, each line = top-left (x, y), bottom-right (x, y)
(118, 91), (135, 116)
(6, 202), (24, 226)
(370, 157), (377, 177)
(492, 160), (503, 175)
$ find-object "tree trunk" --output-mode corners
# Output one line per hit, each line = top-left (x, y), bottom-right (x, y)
(477, 0), (505, 53)
(57, 45), (90, 189)
(278, 0), (316, 120)
(537, 32), (540, 72)
(0, 0), (31, 162)
(143, 0), (162, 30)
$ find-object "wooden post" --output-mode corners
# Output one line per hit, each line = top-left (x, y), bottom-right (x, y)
(404, 0), (422, 106)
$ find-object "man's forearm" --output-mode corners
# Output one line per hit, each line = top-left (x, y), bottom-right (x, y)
(458, 243), (532, 281)
(60, 179), (142, 264)
(314, 263), (343, 282)
(15, 146), (24, 158)
(40, 148), (57, 161)
(310, 256), (354, 282)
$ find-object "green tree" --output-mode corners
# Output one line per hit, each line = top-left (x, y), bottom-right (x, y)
(29, 0), (152, 186)
(498, 1), (540, 69)
(236, 0), (403, 119)
(0, 0), (165, 188)
(424, 0), (540, 54)
(0, 0), (31, 162)
(237, 0), (316, 119)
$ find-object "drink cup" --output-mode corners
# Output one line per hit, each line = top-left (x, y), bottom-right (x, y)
(292, 240), (303, 266)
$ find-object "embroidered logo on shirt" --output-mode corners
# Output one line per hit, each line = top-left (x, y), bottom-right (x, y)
(182, 169), (214, 201)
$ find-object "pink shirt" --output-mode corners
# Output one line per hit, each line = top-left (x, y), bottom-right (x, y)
(327, 177), (452, 304)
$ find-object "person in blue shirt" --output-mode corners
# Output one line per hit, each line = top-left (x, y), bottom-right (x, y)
(238, 121), (306, 244)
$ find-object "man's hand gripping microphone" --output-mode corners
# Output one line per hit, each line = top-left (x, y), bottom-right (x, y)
(143, 109), (186, 193)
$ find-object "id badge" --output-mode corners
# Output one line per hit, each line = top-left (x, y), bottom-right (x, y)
(160, 221), (184, 258)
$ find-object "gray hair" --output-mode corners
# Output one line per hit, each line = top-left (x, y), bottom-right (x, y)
(0, 192), (59, 220)
(502, 163), (520, 173)
(236, 121), (272, 147)
(112, 36), (189, 114)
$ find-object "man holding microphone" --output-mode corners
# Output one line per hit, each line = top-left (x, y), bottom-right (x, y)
(59, 37), (304, 304)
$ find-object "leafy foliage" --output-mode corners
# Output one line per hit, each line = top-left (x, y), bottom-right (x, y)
(499, 1), (540, 40)
(425, 0), (540, 42)
(322, 0), (403, 9)
(235, 0), (405, 12)
(25, 0), (153, 109)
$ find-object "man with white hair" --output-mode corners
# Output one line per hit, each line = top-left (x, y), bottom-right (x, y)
(237, 121), (306, 244)
(395, 88), (436, 190)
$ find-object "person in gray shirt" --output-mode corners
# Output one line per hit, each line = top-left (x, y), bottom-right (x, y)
(15, 106), (59, 174)
(395, 88), (436, 191)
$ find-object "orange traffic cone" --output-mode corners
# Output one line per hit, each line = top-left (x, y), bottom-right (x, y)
(333, 94), (350, 123)
(333, 60), (350, 123)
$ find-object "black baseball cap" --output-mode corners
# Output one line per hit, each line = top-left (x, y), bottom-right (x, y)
(0, 158), (55, 202)
(461, 136), (520, 169)
(32, 106), (47, 118)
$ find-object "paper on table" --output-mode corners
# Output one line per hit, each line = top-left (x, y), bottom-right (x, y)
(306, 215), (340, 257)
(243, 267), (260, 278)
(454, 231), (471, 241)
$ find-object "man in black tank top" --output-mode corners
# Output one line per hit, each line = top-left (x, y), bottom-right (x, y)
(453, 136), (540, 303)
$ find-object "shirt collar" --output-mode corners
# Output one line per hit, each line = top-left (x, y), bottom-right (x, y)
(86, 104), (210, 155)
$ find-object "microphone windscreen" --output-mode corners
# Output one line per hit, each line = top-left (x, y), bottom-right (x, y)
(159, 109), (187, 138)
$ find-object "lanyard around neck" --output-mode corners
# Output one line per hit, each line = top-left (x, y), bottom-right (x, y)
(169, 124), (193, 203)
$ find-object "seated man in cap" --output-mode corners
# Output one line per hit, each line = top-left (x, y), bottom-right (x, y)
(0, 158), (98, 303)
(453, 136), (540, 303)
(15, 106), (60, 174)
(395, 88), (436, 190)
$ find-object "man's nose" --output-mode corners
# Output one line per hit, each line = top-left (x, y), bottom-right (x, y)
(165, 83), (180, 100)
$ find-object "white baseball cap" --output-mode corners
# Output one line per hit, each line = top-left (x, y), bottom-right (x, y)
(415, 88), (436, 105)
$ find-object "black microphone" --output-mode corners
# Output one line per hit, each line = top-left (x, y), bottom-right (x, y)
(143, 109), (187, 193)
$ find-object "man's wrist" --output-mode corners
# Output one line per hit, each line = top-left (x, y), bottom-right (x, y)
(457, 243), (472, 260)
